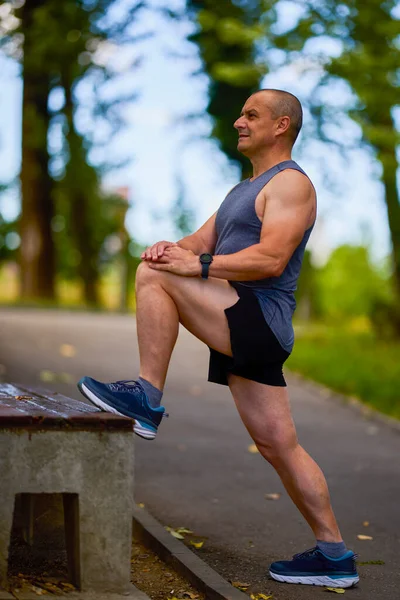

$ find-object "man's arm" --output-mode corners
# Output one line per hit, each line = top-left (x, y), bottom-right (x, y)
(208, 170), (315, 281)
(176, 212), (218, 255)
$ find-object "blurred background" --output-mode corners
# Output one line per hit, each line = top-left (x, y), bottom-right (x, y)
(1, 0), (400, 416)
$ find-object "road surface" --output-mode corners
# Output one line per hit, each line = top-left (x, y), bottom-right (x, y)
(1, 307), (399, 600)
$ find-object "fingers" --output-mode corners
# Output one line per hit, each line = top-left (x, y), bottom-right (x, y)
(148, 262), (171, 271)
(141, 241), (177, 261)
(148, 255), (170, 264)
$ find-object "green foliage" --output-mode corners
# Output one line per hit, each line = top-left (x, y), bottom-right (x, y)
(288, 325), (400, 419)
(317, 245), (392, 321)
(272, 0), (400, 303)
(187, 0), (267, 176)
(273, 0), (400, 148)
(295, 250), (322, 319)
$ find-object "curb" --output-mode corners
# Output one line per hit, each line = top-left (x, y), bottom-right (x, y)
(132, 506), (247, 600)
(286, 371), (400, 435)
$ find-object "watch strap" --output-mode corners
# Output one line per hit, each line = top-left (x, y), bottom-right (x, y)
(201, 262), (210, 279)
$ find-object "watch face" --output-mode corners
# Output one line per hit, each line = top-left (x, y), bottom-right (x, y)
(200, 253), (213, 264)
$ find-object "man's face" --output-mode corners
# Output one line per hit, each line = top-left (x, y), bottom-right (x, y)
(234, 93), (278, 157)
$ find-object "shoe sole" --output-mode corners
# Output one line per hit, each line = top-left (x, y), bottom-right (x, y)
(78, 382), (157, 440)
(269, 572), (359, 587)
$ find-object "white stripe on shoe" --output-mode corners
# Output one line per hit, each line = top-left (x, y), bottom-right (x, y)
(269, 572), (359, 587)
(80, 382), (125, 416)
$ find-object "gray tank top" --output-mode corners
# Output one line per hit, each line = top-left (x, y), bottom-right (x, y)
(215, 159), (315, 352)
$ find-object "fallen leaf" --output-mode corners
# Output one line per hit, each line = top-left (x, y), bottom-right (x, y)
(182, 592), (199, 599)
(189, 540), (204, 549)
(59, 343), (76, 358)
(137, 503), (145, 508)
(176, 527), (193, 535)
(250, 594), (273, 600)
(248, 444), (259, 454)
(31, 586), (45, 595)
(232, 581), (250, 590)
(15, 395), (33, 401)
(60, 583), (75, 590)
(165, 527), (185, 540)
(325, 587), (345, 593)
(265, 493), (281, 501)
(357, 560), (384, 565)
(357, 534), (373, 540)
(39, 370), (56, 382)
(363, 521), (370, 527)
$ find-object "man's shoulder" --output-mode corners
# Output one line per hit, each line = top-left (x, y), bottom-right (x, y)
(266, 167), (314, 197)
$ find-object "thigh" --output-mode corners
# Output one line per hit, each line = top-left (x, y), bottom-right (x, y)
(137, 262), (239, 355)
(228, 374), (297, 448)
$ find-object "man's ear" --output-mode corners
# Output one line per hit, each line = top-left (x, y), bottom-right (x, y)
(276, 116), (291, 137)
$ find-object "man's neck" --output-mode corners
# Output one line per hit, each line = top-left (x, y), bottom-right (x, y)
(250, 149), (292, 180)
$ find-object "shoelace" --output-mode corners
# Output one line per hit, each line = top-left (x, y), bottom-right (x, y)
(113, 380), (144, 393)
(111, 380), (169, 417)
(293, 547), (358, 562)
(293, 547), (319, 560)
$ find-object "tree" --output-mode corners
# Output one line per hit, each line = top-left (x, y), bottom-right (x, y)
(18, 0), (56, 299)
(186, 0), (267, 177)
(1, 0), (144, 302)
(271, 0), (400, 322)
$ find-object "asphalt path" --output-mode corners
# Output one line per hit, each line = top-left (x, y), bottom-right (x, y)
(1, 307), (399, 600)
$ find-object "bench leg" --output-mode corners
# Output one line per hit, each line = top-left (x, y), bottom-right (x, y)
(63, 494), (81, 589)
(0, 494), (15, 589)
(79, 493), (133, 593)
(20, 494), (35, 546)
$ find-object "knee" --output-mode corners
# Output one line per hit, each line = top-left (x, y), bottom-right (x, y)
(135, 260), (162, 289)
(255, 432), (298, 467)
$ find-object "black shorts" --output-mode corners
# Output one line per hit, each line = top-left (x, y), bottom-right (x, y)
(208, 282), (290, 387)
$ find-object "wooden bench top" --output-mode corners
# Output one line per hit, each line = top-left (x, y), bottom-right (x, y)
(0, 383), (134, 431)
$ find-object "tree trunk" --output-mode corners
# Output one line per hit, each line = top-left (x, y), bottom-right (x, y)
(63, 82), (100, 306)
(70, 189), (100, 306)
(377, 144), (400, 297)
(19, 0), (55, 300)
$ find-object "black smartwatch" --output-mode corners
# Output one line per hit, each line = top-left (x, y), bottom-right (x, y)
(199, 253), (213, 279)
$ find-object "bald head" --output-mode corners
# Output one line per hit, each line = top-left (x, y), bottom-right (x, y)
(253, 89), (303, 145)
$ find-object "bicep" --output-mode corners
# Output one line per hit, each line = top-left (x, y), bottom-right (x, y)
(259, 174), (314, 269)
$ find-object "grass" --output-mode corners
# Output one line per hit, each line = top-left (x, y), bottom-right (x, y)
(288, 321), (400, 420)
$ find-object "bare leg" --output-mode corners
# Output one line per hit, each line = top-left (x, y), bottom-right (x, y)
(135, 266), (180, 390)
(228, 374), (342, 542)
(135, 262), (238, 390)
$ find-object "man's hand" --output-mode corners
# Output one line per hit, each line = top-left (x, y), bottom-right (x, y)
(147, 246), (201, 277)
(141, 240), (178, 261)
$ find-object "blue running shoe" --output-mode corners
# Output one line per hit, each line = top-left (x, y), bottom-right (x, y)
(77, 377), (167, 440)
(269, 547), (359, 588)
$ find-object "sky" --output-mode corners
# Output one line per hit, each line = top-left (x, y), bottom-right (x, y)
(0, 0), (394, 267)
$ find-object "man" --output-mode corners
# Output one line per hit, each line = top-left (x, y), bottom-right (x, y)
(78, 89), (359, 589)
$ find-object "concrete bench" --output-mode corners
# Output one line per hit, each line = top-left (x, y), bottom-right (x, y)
(0, 383), (134, 594)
